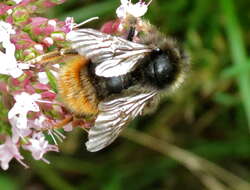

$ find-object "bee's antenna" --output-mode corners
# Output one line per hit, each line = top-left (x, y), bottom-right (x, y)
(73, 17), (99, 29)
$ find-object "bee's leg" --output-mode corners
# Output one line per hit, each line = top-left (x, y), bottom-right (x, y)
(41, 116), (73, 131)
(51, 116), (73, 130)
(127, 26), (136, 41)
(59, 48), (77, 55)
(24, 51), (62, 65)
(23, 48), (76, 65)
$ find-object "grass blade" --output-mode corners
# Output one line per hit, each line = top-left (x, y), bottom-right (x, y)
(220, 0), (250, 130)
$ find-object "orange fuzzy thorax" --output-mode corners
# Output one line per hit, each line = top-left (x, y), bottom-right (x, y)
(57, 55), (99, 115)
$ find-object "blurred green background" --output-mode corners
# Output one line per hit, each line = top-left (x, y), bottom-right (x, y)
(2, 0), (250, 189)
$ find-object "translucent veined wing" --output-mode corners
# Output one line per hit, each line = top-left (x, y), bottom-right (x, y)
(66, 28), (152, 77)
(85, 91), (157, 152)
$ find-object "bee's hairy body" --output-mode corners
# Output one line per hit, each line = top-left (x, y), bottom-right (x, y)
(57, 55), (99, 115)
(45, 17), (190, 152)
(58, 42), (186, 117)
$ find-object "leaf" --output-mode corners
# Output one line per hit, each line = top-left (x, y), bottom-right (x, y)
(46, 70), (58, 93)
(0, 175), (18, 190)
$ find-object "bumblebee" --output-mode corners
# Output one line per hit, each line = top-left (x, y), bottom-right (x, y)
(28, 16), (189, 152)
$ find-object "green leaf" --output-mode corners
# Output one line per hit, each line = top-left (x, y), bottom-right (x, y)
(0, 175), (18, 190)
(46, 70), (58, 93)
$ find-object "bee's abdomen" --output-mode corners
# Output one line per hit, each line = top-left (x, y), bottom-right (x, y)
(58, 55), (99, 115)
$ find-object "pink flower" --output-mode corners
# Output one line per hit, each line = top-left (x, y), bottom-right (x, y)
(0, 0), (75, 171)
(42, 37), (54, 46)
(29, 17), (55, 36)
(23, 132), (58, 163)
(28, 114), (50, 130)
(12, 6), (30, 26)
(63, 17), (74, 33)
(100, 20), (121, 34)
(0, 3), (12, 15)
(11, 125), (32, 143)
(11, 31), (36, 50)
(0, 137), (28, 170)
(41, 91), (56, 100)
(63, 122), (73, 132)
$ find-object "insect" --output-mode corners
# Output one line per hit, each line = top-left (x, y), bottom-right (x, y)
(27, 15), (189, 152)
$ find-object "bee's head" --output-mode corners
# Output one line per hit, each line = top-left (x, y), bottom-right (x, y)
(143, 48), (181, 90)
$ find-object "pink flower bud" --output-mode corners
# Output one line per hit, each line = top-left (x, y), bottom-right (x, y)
(11, 31), (36, 50)
(41, 91), (56, 100)
(0, 3), (12, 15)
(34, 83), (50, 91)
(12, 7), (30, 26)
(42, 37), (54, 46)
(48, 19), (57, 28)
(100, 20), (121, 34)
(34, 44), (44, 54)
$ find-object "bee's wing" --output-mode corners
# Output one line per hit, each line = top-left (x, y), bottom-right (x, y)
(66, 28), (152, 77)
(85, 91), (157, 152)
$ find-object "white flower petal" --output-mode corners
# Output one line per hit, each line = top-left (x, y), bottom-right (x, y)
(13, 0), (23, 4)
(38, 72), (49, 84)
(116, 0), (150, 18)
(23, 132), (58, 161)
(48, 20), (57, 28)
(0, 21), (29, 78)
(8, 92), (41, 130)
(0, 21), (15, 37)
(128, 2), (148, 17)
(116, 6), (127, 18)
(34, 44), (44, 52)
(63, 122), (73, 132)
(0, 137), (26, 170)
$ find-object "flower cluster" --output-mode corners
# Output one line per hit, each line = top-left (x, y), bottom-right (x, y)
(0, 0), (151, 170)
(0, 0), (71, 170)
(101, 0), (152, 39)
